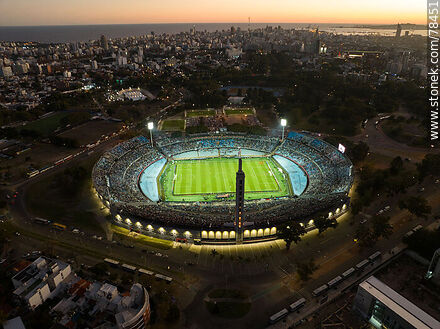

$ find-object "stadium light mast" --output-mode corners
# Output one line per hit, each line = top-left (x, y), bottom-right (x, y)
(281, 119), (287, 140)
(148, 122), (154, 146)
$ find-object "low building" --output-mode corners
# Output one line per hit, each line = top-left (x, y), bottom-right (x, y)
(11, 256), (72, 310)
(3, 316), (26, 329)
(353, 276), (440, 329)
(117, 88), (146, 101)
(52, 282), (150, 329)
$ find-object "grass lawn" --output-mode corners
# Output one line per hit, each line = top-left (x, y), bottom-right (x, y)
(381, 118), (427, 147)
(160, 157), (291, 202)
(111, 224), (173, 250)
(225, 108), (254, 116)
(186, 109), (215, 117)
(161, 119), (185, 131)
(19, 112), (79, 137)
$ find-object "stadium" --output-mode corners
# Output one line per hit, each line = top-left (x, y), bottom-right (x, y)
(92, 132), (353, 244)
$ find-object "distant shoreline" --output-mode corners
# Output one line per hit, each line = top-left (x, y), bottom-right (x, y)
(346, 24), (426, 30)
(0, 23), (427, 43)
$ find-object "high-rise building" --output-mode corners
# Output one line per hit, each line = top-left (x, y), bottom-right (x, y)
(353, 276), (440, 329)
(401, 51), (410, 72)
(235, 158), (245, 243)
(100, 34), (109, 51)
(396, 23), (402, 38)
(91, 60), (98, 70)
(426, 248), (440, 282)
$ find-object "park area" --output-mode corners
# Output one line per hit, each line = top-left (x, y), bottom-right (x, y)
(161, 119), (185, 131)
(19, 111), (91, 137)
(224, 108), (255, 116)
(186, 109), (216, 117)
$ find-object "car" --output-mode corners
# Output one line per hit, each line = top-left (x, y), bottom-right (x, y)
(72, 229), (80, 234)
(360, 218), (368, 224)
(15, 232), (20, 236)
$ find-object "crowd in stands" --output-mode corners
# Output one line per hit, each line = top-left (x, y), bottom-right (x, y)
(92, 132), (353, 229)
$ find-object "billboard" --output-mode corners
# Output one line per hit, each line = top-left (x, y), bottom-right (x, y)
(338, 143), (346, 153)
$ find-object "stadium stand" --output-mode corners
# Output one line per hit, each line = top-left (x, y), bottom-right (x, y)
(92, 133), (353, 232)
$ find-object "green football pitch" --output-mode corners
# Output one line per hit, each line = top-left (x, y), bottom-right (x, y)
(160, 157), (291, 202)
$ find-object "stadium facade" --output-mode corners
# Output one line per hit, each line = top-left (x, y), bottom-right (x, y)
(92, 132), (353, 245)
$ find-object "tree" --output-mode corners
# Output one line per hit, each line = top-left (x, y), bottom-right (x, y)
(371, 215), (393, 240)
(166, 303), (180, 322)
(399, 196), (432, 219)
(296, 260), (317, 281)
(355, 224), (377, 249)
(390, 156), (403, 175)
(314, 217), (338, 234)
(417, 154), (440, 180)
(278, 222), (306, 250)
(349, 141), (369, 165)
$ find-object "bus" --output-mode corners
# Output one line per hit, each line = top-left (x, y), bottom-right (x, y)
(34, 217), (51, 225)
(412, 225), (423, 232)
(104, 258), (119, 267)
(52, 223), (66, 231)
(368, 251), (382, 263)
(289, 298), (306, 312)
(404, 230), (414, 239)
(355, 259), (369, 271)
(121, 264), (137, 272)
(269, 308), (289, 324)
(328, 276), (343, 288)
(27, 170), (39, 178)
(342, 267), (355, 279)
(155, 273), (173, 283)
(312, 284), (328, 297)
(138, 268), (154, 276)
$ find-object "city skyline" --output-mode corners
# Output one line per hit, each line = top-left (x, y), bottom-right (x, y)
(0, 0), (425, 26)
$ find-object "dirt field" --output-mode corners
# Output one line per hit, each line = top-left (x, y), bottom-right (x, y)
(58, 120), (123, 146)
(0, 142), (75, 183)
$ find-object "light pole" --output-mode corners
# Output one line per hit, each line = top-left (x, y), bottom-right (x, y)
(281, 119), (287, 140)
(148, 122), (154, 146)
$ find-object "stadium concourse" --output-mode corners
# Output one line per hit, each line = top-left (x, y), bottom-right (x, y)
(92, 132), (353, 244)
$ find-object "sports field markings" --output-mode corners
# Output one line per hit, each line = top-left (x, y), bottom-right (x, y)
(164, 157), (291, 201)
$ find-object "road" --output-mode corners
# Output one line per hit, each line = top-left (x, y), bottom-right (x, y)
(350, 115), (439, 161)
(2, 109), (439, 328)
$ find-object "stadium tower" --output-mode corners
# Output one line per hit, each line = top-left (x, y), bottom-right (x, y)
(235, 158), (245, 243)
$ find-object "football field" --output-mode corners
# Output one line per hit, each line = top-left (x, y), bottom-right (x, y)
(173, 157), (279, 195)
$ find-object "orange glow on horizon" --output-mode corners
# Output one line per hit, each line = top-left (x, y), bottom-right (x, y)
(0, 0), (425, 26)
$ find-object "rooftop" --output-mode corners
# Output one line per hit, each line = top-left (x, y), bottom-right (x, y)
(361, 276), (440, 329)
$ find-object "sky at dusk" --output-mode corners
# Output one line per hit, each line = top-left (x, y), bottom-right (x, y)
(0, 0), (425, 26)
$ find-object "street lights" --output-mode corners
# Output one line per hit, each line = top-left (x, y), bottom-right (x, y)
(281, 119), (287, 140)
(148, 122), (154, 146)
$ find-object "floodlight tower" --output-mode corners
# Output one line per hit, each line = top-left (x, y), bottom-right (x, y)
(281, 119), (287, 140)
(148, 122), (154, 146)
(235, 158), (245, 244)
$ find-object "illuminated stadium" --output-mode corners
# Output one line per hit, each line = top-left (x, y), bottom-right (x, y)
(92, 132), (353, 244)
